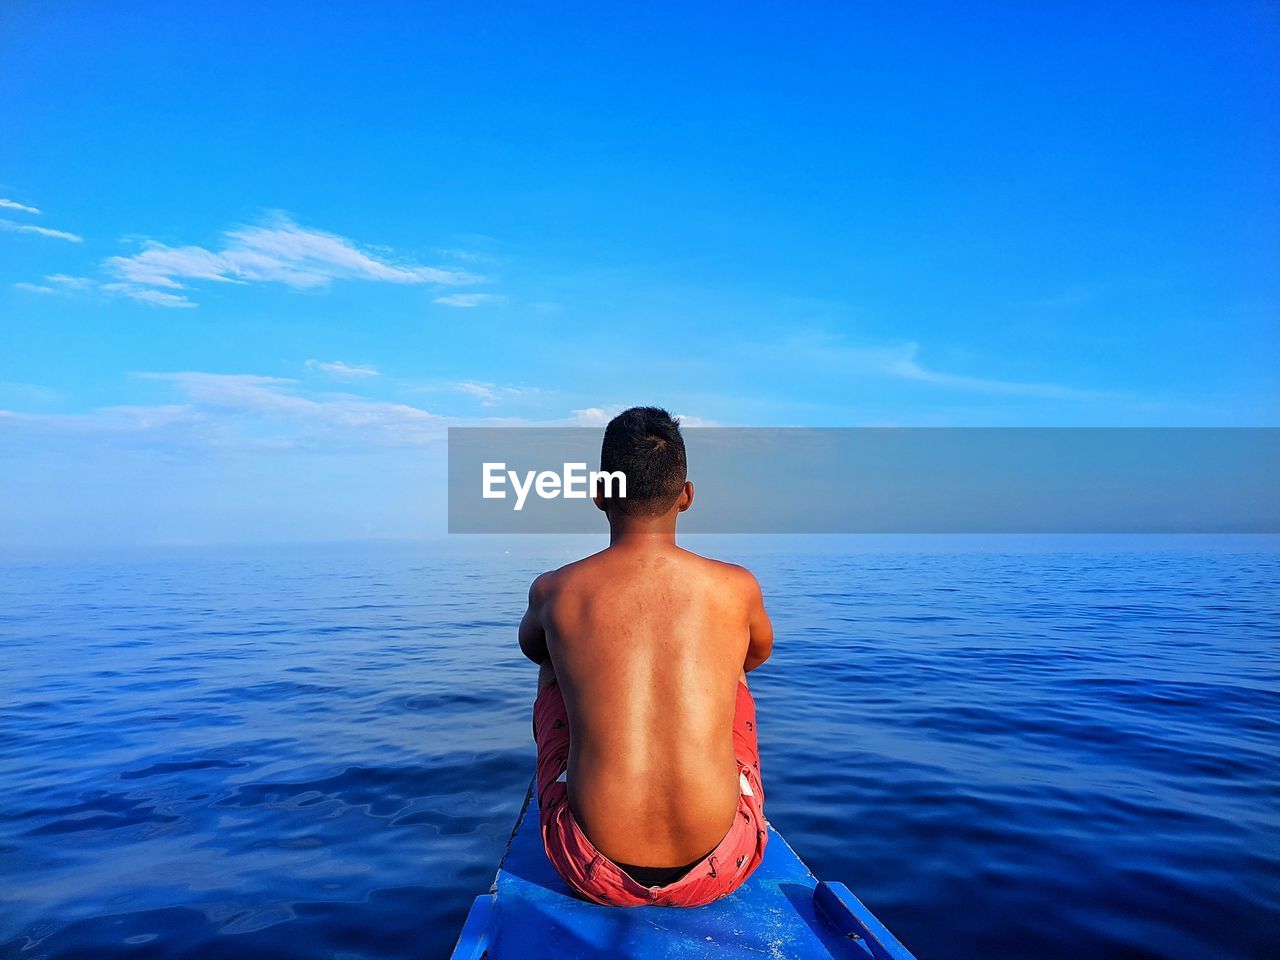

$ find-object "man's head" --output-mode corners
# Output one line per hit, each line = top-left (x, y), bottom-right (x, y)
(595, 406), (692, 521)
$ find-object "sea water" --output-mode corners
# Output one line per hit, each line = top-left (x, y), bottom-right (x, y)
(1, 538), (1277, 959)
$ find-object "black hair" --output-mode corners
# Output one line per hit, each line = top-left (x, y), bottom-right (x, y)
(599, 406), (687, 517)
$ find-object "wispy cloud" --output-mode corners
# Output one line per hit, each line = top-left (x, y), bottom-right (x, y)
(568, 406), (616, 426)
(884, 342), (1104, 400)
(306, 359), (381, 379)
(97, 214), (485, 307)
(1, 219), (83, 242)
(453, 380), (539, 406)
(433, 293), (505, 308)
(568, 406), (716, 427)
(455, 381), (501, 404)
(13, 274), (96, 297)
(433, 247), (499, 264)
(1, 369), (718, 467)
(672, 413), (717, 427)
(759, 332), (1108, 402)
(47, 274), (94, 289)
(116, 371), (444, 448)
(0, 198), (82, 242)
(11, 212), (494, 308)
(100, 283), (197, 308)
(0, 380), (62, 406)
(0, 403), (206, 442)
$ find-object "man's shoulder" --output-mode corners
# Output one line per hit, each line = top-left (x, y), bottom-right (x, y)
(527, 550), (608, 602)
(526, 567), (563, 606)
(676, 549), (762, 594)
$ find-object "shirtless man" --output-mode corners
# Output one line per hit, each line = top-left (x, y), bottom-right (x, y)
(518, 406), (774, 907)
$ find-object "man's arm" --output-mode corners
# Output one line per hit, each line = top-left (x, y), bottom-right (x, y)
(742, 570), (774, 672)
(518, 572), (552, 665)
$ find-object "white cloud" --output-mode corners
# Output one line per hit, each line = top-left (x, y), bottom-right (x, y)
(97, 214), (487, 306)
(0, 403), (208, 443)
(106, 244), (237, 289)
(11, 212), (497, 309)
(306, 359), (381, 379)
(453, 380), (539, 406)
(455, 381), (502, 404)
(0, 371), (703, 461)
(752, 332), (1108, 403)
(672, 413), (717, 427)
(568, 407), (617, 426)
(100, 283), (196, 308)
(13, 275), (98, 297)
(567, 406), (715, 427)
(0, 219), (83, 242)
(433, 247), (497, 264)
(433, 293), (505, 308)
(884, 342), (1103, 400)
(221, 218), (477, 286)
(0, 198), (40, 214)
(47, 274), (95, 289)
(0, 381), (62, 405)
(111, 371), (445, 448)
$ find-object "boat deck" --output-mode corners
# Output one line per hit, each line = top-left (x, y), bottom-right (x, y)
(450, 780), (917, 959)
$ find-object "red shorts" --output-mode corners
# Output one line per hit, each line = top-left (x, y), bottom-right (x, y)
(532, 678), (768, 907)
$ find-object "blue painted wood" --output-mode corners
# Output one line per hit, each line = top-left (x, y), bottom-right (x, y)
(450, 778), (919, 959)
(814, 882), (917, 960)
(450, 894), (494, 960)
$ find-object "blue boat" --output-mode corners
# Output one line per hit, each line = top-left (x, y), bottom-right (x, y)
(451, 778), (918, 959)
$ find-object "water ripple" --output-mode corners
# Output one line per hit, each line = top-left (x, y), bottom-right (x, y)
(0, 543), (1276, 959)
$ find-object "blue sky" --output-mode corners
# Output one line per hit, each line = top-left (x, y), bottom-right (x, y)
(2, 2), (1277, 546)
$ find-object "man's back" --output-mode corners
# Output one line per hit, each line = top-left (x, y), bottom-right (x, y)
(521, 405), (773, 905)
(526, 541), (770, 869)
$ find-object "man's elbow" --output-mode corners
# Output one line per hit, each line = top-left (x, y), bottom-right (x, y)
(518, 631), (548, 665)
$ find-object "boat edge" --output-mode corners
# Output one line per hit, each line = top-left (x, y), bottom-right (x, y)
(814, 881), (918, 960)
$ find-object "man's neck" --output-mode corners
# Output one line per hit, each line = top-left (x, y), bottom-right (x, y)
(607, 513), (678, 548)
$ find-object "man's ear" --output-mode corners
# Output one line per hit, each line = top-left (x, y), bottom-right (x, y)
(676, 480), (694, 513)
(592, 476), (608, 513)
